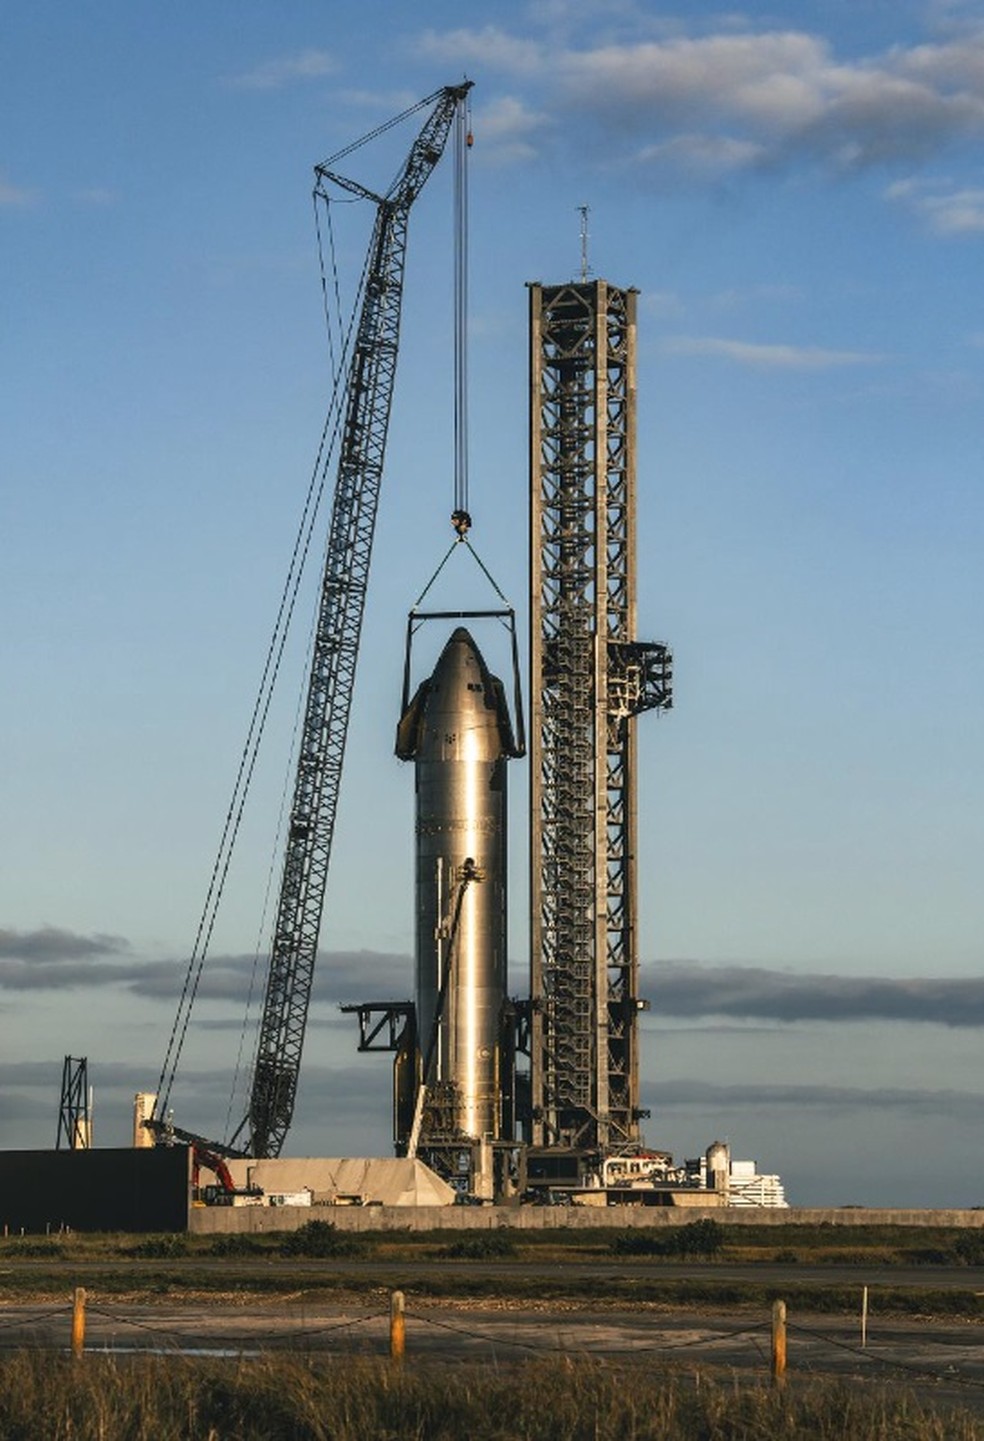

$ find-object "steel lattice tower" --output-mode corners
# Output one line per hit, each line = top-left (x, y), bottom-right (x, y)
(528, 280), (672, 1159)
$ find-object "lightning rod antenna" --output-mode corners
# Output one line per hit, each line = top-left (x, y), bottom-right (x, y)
(578, 203), (590, 282)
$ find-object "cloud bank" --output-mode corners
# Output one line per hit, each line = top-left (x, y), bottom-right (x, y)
(2, 930), (980, 1031)
(646, 1078), (984, 1120)
(645, 962), (984, 1028)
(0, 928), (411, 1006)
(417, 23), (984, 178)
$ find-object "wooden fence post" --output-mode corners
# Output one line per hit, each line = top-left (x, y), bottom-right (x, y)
(390, 1289), (406, 1362)
(71, 1287), (87, 1360)
(861, 1285), (868, 1349)
(771, 1299), (786, 1388)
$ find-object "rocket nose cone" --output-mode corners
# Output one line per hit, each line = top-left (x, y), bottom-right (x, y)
(430, 626), (485, 700)
(438, 626), (481, 671)
(396, 626), (518, 760)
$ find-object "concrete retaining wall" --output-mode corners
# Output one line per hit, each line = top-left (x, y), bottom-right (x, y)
(188, 1204), (984, 1235)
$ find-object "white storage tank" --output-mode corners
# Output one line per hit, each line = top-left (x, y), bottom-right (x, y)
(706, 1140), (730, 1196)
(133, 1092), (157, 1148)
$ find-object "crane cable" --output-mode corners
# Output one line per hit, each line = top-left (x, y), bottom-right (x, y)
(223, 182), (352, 1140)
(153, 214), (376, 1126)
(429, 96), (515, 609)
(317, 88), (441, 174)
(451, 91), (471, 539)
(313, 192), (345, 382)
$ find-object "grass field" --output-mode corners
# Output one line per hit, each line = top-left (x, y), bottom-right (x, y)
(3, 1224), (984, 1436)
(0, 1351), (982, 1440)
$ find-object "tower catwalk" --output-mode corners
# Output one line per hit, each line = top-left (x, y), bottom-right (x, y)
(528, 280), (672, 1159)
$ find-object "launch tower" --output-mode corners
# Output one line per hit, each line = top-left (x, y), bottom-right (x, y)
(527, 280), (672, 1170)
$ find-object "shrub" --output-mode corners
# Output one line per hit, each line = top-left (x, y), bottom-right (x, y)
(952, 1231), (984, 1266)
(610, 1232), (671, 1257)
(129, 1233), (189, 1258)
(676, 1219), (725, 1258)
(279, 1220), (362, 1258)
(611, 1220), (724, 1259)
(903, 1247), (951, 1266)
(441, 1232), (516, 1259)
(207, 1233), (269, 1257)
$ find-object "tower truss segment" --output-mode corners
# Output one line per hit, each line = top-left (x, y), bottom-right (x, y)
(529, 280), (672, 1159)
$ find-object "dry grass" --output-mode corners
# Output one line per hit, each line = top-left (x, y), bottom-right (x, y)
(0, 1352), (981, 1440)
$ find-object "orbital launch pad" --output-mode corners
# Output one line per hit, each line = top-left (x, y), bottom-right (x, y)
(348, 278), (673, 1202)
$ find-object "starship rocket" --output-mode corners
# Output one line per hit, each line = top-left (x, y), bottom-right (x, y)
(396, 626), (518, 1147)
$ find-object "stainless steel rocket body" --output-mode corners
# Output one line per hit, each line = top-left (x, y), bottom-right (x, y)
(397, 627), (514, 1142)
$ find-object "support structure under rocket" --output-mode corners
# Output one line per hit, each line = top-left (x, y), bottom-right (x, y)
(395, 627), (519, 1193)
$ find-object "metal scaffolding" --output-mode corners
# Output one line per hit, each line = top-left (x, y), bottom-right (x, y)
(56, 1055), (92, 1150)
(529, 280), (672, 1158)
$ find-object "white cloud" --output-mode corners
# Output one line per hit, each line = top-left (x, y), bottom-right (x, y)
(895, 33), (984, 89)
(336, 88), (420, 113)
(0, 176), (35, 207)
(641, 290), (684, 319)
(416, 25), (543, 75)
(887, 175), (984, 233)
(709, 283), (804, 310)
(663, 335), (885, 368)
(413, 22), (984, 177)
(558, 31), (831, 127)
(75, 187), (116, 206)
(636, 132), (766, 173)
(224, 49), (336, 92)
(472, 95), (548, 164)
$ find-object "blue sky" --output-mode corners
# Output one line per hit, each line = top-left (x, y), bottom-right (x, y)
(2, 0), (983, 1208)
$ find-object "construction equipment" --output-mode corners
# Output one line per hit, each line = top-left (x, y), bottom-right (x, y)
(153, 83), (471, 1160)
(191, 1141), (263, 1206)
(243, 84), (471, 1158)
(146, 1118), (263, 1204)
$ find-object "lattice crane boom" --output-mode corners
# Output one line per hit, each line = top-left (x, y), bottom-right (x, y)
(243, 83), (471, 1158)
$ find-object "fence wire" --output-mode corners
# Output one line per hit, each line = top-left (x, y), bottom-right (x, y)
(788, 1319), (984, 1391)
(1, 1298), (983, 1396)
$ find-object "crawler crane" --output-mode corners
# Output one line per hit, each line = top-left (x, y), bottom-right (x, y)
(151, 83), (472, 1161)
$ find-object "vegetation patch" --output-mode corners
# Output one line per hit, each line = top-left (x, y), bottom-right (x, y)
(440, 1232), (517, 1260)
(611, 1219), (725, 1259)
(278, 1220), (364, 1259)
(206, 1233), (272, 1258)
(128, 1234), (191, 1259)
(0, 1352), (981, 1440)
